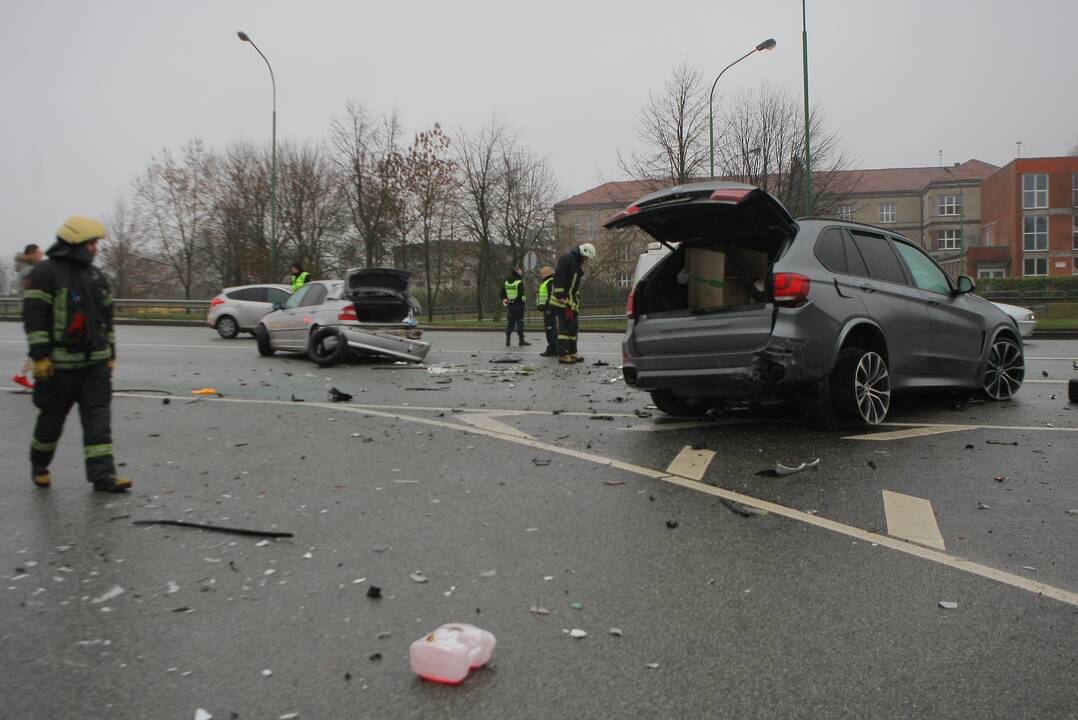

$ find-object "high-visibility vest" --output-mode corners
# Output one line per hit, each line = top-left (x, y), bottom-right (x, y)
(504, 278), (524, 303)
(291, 272), (310, 291)
(537, 277), (553, 307)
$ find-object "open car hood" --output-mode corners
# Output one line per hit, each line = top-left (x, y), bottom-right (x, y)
(345, 268), (412, 298)
(603, 183), (797, 246)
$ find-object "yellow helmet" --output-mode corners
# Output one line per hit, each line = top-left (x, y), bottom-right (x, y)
(57, 215), (106, 245)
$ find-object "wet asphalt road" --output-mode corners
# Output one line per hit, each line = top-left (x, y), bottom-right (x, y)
(1, 324), (1077, 719)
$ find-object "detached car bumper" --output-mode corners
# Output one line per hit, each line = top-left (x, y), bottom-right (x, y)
(334, 324), (431, 363)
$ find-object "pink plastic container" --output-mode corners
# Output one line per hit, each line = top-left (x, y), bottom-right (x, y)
(409, 623), (496, 684)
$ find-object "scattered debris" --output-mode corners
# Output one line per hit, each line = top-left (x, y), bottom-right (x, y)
(665, 520), (679, 529)
(529, 606), (550, 615)
(976, 501), (990, 510)
(290, 394), (304, 403)
(604, 479), (625, 486)
(589, 415), (615, 421)
(965, 444), (974, 449)
(479, 569), (497, 578)
(721, 499), (768, 518)
(569, 602), (583, 610)
(279, 714), (300, 720)
(373, 544), (391, 553)
(194, 710), (212, 720)
(938, 601), (958, 610)
(366, 585), (382, 600)
(376, 631), (392, 639)
(531, 458), (551, 466)
(410, 624), (496, 683)
(1021, 566), (1037, 572)
(191, 388), (219, 396)
(369, 653), (382, 662)
(591, 360), (609, 367)
(132, 520), (293, 539)
(774, 458), (821, 477)
(994, 476), (1007, 483)
(261, 668), (273, 677)
(328, 387), (353, 402)
(1041, 370), (1049, 378)
(634, 409), (652, 418)
(409, 571), (429, 584)
(644, 662), (661, 669)
(91, 585), (125, 604)
(985, 440), (1018, 446)
(609, 628), (623, 637)
(867, 460), (877, 470)
(567, 629), (587, 639)
(1066, 509), (1078, 516)
(489, 355), (523, 364)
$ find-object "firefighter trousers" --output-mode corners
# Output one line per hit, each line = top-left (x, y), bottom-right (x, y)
(30, 362), (116, 483)
(556, 309), (578, 356)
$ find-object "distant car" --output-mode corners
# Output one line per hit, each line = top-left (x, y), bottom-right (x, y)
(990, 302), (1036, 337)
(255, 269), (431, 364)
(609, 181), (1025, 426)
(208, 284), (291, 339)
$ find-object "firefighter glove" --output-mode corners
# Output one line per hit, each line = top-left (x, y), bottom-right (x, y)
(32, 357), (54, 381)
(564, 307), (574, 321)
(107, 359), (116, 371)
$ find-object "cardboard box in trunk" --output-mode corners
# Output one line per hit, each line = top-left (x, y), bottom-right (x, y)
(686, 246), (769, 310)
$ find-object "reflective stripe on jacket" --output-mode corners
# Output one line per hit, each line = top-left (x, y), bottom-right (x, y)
(503, 279), (525, 304)
(537, 277), (553, 308)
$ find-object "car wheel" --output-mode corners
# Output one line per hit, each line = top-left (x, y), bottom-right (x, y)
(1069, 378), (1078, 404)
(256, 325), (275, 356)
(649, 391), (712, 418)
(821, 347), (890, 427)
(308, 327), (351, 366)
(215, 315), (239, 339)
(981, 336), (1024, 400)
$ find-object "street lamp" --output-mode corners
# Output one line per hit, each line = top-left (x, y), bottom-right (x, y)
(237, 30), (279, 281)
(801, 0), (812, 213)
(708, 38), (777, 179)
(939, 157), (965, 253)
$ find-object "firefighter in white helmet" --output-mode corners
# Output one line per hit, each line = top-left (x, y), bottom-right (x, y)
(548, 243), (596, 364)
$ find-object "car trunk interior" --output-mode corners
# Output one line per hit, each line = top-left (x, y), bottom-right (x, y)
(634, 205), (792, 317)
(346, 269), (413, 323)
(351, 295), (411, 323)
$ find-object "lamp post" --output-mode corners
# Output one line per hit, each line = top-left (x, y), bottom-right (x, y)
(801, 0), (812, 213)
(940, 160), (965, 253)
(708, 38), (777, 179)
(237, 31), (278, 281)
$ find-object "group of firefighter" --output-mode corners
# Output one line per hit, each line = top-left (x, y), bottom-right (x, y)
(500, 242), (596, 365)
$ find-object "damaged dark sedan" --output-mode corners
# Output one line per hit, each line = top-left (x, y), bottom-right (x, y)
(606, 182), (1025, 426)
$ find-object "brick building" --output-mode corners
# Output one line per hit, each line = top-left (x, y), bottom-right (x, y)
(967, 157), (1078, 277)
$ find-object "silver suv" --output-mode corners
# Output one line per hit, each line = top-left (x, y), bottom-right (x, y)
(606, 182), (1025, 426)
(207, 284), (292, 338)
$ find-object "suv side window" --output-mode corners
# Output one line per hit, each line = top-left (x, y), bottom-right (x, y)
(850, 231), (908, 285)
(814, 228), (846, 273)
(842, 231), (869, 277)
(892, 241), (951, 294)
(301, 284), (327, 307)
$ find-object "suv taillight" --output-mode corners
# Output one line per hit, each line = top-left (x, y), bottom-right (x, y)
(772, 273), (810, 307)
(210, 296), (225, 307)
(626, 285), (637, 319)
(338, 304), (358, 322)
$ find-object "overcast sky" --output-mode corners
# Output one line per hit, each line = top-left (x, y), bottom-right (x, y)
(2, 0), (1076, 262)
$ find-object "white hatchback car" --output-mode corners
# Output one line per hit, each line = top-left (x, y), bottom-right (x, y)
(207, 284), (292, 338)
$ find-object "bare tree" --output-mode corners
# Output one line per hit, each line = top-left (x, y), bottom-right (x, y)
(276, 141), (343, 279)
(715, 84), (857, 216)
(132, 139), (214, 299)
(206, 141), (273, 286)
(100, 198), (150, 297)
(619, 62), (709, 186)
(329, 103), (403, 268)
(456, 120), (506, 320)
(403, 124), (457, 321)
(495, 142), (558, 269)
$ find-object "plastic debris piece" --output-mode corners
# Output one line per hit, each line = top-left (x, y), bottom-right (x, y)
(589, 415), (615, 421)
(976, 501), (990, 510)
(531, 458), (551, 466)
(529, 605), (550, 615)
(721, 499), (768, 517)
(328, 387), (353, 402)
(410, 571), (428, 584)
(985, 440), (1018, 446)
(366, 585), (382, 599)
(261, 668), (273, 677)
(479, 569), (497, 578)
(279, 714), (299, 720)
(609, 628), (623, 637)
(410, 623), (496, 684)
(994, 476), (1007, 483)
(191, 388), (219, 396)
(489, 355), (523, 364)
(568, 629), (587, 639)
(605, 479), (625, 486)
(774, 458), (820, 477)
(665, 520), (679, 529)
(938, 601), (958, 610)
(591, 360), (609, 367)
(373, 544), (391, 553)
(132, 519), (293, 539)
(91, 585), (125, 604)
(1066, 509), (1078, 516)
(569, 602), (583, 610)
(645, 662), (660, 669)
(1021, 566), (1037, 572)
(256, 539), (271, 547)
(290, 394), (304, 402)
(194, 710), (212, 720)
(867, 460), (878, 470)
(376, 631), (392, 639)
(369, 653), (382, 661)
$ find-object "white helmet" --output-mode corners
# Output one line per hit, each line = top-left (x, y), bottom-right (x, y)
(577, 243), (597, 260)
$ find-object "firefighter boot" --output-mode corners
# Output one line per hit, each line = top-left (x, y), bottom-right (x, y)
(32, 468), (51, 489)
(93, 476), (132, 493)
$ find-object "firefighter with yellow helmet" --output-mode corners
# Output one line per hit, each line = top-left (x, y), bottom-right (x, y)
(22, 216), (131, 492)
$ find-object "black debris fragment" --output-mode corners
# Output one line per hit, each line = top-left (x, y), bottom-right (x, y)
(369, 653), (382, 662)
(665, 520), (679, 529)
(635, 410), (652, 418)
(590, 415), (615, 421)
(329, 387), (353, 402)
(132, 519), (293, 538)
(721, 499), (768, 517)
(965, 444), (975, 449)
(162, 398), (170, 405)
(986, 440), (1018, 446)
(867, 460), (877, 470)
(592, 360), (610, 367)
(366, 585), (382, 600)
(532, 458), (551, 466)
(291, 394), (304, 403)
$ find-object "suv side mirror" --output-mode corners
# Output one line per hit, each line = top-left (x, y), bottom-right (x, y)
(955, 275), (975, 295)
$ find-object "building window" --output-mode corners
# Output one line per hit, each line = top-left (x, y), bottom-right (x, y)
(616, 243), (633, 263)
(616, 273), (632, 288)
(1022, 173), (1048, 209)
(573, 219), (581, 243)
(938, 194), (962, 216)
(587, 218), (595, 241)
(938, 229), (960, 250)
(1023, 215), (1048, 251)
(977, 268), (1005, 278)
(983, 224), (994, 246)
(879, 203), (896, 223)
(1023, 256), (1047, 276)
(839, 205), (854, 221)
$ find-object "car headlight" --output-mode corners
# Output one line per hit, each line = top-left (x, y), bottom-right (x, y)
(1024, 312), (1035, 321)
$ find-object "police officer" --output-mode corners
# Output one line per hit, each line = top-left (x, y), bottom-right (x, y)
(289, 262), (310, 292)
(536, 266), (557, 357)
(23, 216), (130, 492)
(500, 268), (530, 347)
(549, 243), (596, 364)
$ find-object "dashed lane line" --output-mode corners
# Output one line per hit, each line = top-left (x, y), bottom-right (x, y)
(98, 392), (1078, 607)
(882, 490), (946, 551)
(845, 425), (977, 442)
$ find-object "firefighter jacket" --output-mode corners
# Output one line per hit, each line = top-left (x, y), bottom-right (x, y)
(550, 250), (584, 310)
(23, 241), (115, 369)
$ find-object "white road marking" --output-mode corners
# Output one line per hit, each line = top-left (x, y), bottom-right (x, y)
(1026, 357), (1078, 361)
(94, 392), (1078, 607)
(882, 490), (946, 551)
(456, 413), (535, 440)
(845, 425), (977, 441)
(666, 446), (716, 481)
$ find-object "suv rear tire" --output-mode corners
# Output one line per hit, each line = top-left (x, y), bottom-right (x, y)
(650, 391), (712, 418)
(215, 315), (239, 339)
(810, 347), (890, 428)
(308, 327), (351, 367)
(255, 325), (275, 356)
